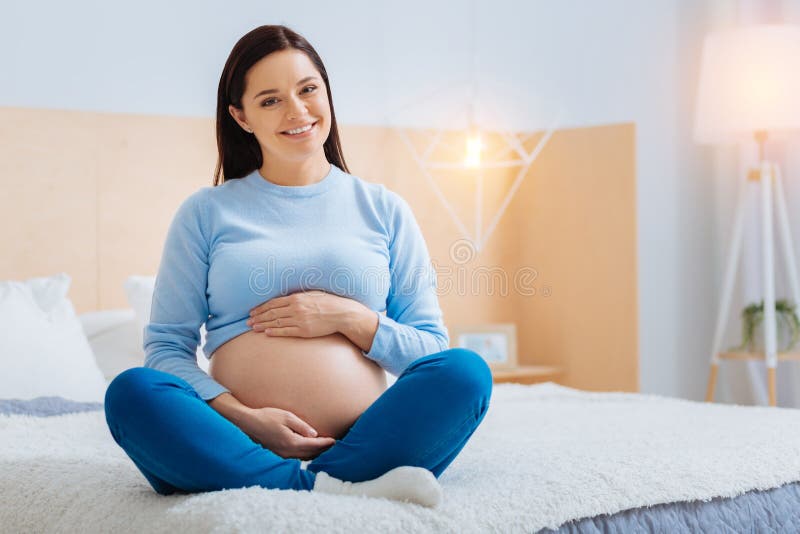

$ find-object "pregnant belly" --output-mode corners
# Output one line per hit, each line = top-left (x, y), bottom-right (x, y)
(208, 330), (387, 440)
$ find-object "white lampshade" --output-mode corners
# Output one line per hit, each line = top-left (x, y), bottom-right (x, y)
(694, 24), (800, 144)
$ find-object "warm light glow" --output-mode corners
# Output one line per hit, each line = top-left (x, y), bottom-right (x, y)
(694, 24), (800, 143)
(465, 133), (483, 168)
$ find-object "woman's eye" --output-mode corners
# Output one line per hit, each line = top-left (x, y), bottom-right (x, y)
(261, 87), (315, 107)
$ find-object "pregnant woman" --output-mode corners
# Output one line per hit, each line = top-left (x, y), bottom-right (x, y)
(104, 25), (492, 507)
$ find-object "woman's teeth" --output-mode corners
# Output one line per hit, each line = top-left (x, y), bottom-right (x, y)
(284, 123), (314, 135)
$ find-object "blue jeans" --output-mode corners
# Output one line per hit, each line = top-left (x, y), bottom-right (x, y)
(104, 348), (493, 495)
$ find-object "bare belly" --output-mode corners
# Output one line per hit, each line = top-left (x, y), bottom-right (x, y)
(208, 330), (387, 440)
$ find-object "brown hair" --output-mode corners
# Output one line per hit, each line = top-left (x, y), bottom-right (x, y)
(214, 25), (349, 186)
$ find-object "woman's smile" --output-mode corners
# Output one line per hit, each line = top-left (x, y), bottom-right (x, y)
(280, 120), (319, 140)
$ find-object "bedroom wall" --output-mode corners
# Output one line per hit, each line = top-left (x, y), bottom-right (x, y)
(1, 0), (729, 400)
(0, 108), (638, 392)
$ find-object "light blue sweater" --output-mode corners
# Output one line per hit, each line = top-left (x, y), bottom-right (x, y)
(143, 164), (449, 401)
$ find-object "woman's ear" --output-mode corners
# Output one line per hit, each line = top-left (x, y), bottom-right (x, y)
(228, 105), (251, 132)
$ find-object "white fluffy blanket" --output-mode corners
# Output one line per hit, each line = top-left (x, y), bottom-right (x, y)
(2, 382), (800, 533)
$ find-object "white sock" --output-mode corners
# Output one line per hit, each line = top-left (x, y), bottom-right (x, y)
(312, 466), (443, 508)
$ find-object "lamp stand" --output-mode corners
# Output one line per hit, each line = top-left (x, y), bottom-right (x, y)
(706, 134), (800, 406)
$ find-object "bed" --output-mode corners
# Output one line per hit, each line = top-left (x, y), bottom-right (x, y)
(3, 273), (800, 532)
(3, 381), (800, 533)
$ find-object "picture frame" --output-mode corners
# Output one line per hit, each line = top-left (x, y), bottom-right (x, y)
(449, 323), (518, 370)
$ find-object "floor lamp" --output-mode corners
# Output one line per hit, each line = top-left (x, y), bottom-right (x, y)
(695, 25), (800, 406)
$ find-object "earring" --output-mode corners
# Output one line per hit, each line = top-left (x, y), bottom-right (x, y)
(245, 127), (253, 133)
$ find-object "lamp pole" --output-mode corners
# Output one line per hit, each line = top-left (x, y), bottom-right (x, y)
(706, 130), (800, 406)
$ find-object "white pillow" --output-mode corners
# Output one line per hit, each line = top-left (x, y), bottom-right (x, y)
(124, 275), (208, 372)
(79, 308), (138, 339)
(78, 308), (142, 382)
(0, 273), (108, 402)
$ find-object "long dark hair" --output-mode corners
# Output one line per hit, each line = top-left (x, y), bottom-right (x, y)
(214, 25), (349, 186)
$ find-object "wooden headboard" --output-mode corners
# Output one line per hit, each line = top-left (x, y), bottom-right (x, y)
(0, 106), (638, 392)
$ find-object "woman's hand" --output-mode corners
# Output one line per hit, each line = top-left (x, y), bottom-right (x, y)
(246, 290), (355, 338)
(238, 406), (336, 460)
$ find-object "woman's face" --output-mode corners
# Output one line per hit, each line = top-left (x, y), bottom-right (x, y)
(229, 49), (332, 164)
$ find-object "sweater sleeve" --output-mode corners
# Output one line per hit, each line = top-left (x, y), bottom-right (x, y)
(143, 189), (230, 401)
(362, 192), (449, 375)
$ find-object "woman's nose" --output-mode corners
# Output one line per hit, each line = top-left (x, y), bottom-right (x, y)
(286, 95), (309, 119)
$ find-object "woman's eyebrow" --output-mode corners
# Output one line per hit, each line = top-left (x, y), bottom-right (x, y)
(252, 76), (321, 100)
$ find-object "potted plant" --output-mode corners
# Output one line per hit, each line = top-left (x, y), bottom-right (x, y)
(731, 299), (800, 353)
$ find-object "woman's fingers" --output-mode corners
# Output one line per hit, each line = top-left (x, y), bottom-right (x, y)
(294, 436), (336, 448)
(281, 433), (336, 460)
(294, 436), (336, 459)
(279, 411), (336, 458)
(283, 411), (319, 437)
(263, 326), (303, 337)
(247, 308), (293, 327)
(251, 320), (296, 332)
